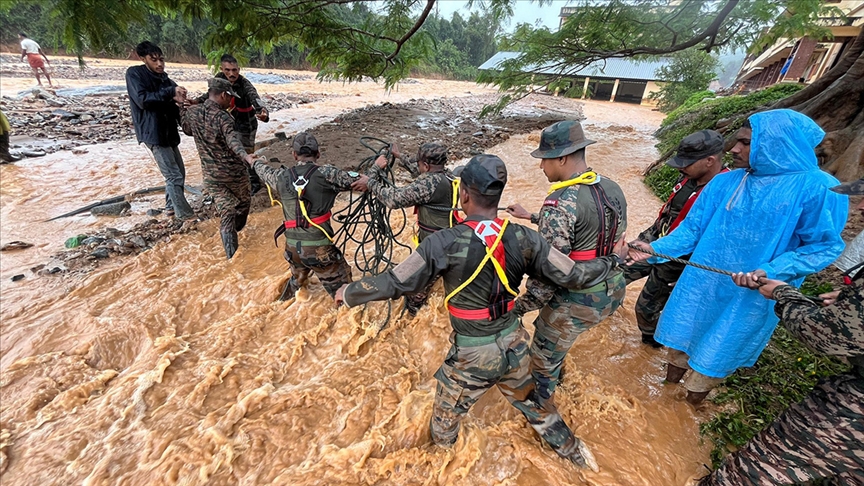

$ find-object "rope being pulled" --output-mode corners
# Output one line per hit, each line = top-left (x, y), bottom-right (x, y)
(627, 243), (734, 277)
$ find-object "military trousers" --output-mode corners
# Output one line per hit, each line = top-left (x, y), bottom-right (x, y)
(623, 258), (687, 338)
(432, 324), (582, 459)
(238, 129), (262, 193)
(284, 242), (353, 298)
(529, 272), (626, 406)
(205, 179), (252, 235)
(699, 374), (864, 485)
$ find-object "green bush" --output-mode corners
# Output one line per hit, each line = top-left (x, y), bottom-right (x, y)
(645, 83), (805, 199)
(700, 279), (850, 469)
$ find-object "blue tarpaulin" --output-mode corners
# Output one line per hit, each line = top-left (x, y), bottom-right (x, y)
(651, 109), (848, 378)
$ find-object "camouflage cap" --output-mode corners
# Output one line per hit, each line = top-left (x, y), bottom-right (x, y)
(293, 132), (319, 156)
(417, 142), (448, 165)
(668, 129), (724, 168)
(830, 178), (864, 196)
(208, 77), (239, 98)
(460, 154), (507, 196)
(531, 120), (596, 159)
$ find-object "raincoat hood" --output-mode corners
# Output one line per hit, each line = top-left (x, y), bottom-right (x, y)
(750, 109), (825, 176)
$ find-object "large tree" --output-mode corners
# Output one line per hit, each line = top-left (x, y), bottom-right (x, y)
(3, 0), (861, 178)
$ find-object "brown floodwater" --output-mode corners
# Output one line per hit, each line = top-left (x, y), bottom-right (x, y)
(1, 90), (711, 485)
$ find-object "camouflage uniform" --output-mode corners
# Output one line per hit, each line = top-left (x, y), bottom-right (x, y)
(699, 267), (864, 486)
(366, 143), (455, 314)
(180, 94), (251, 259)
(197, 73), (269, 192)
(343, 155), (624, 468)
(253, 137), (358, 299)
(516, 121), (628, 408)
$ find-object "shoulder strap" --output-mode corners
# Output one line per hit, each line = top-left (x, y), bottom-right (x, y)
(444, 219), (517, 308)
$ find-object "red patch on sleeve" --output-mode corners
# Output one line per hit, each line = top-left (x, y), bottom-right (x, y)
(542, 199), (559, 207)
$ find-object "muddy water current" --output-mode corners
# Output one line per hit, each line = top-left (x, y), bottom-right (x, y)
(1, 97), (711, 485)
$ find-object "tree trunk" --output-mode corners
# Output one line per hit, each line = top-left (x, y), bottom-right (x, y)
(775, 28), (864, 181)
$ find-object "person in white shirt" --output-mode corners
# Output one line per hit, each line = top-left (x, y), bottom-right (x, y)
(18, 33), (53, 87)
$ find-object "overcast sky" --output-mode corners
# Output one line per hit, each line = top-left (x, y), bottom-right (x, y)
(430, 0), (575, 31)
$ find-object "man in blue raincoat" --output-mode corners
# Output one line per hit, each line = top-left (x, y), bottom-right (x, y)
(628, 109), (848, 405)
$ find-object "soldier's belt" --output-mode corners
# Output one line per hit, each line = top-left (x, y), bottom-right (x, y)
(453, 319), (520, 347)
(570, 272), (624, 294)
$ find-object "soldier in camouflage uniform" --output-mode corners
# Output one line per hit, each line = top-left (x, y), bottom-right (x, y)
(507, 120), (627, 408)
(353, 142), (457, 316)
(337, 155), (630, 471)
(702, 179), (864, 485)
(252, 132), (362, 301)
(624, 130), (727, 348)
(181, 78), (257, 259)
(194, 54), (269, 194)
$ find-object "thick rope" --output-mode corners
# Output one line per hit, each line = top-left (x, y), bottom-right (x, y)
(627, 243), (735, 277)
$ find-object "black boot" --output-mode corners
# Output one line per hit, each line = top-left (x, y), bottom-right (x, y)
(278, 278), (300, 301)
(686, 390), (710, 406)
(402, 296), (422, 317)
(641, 333), (663, 348)
(221, 230), (239, 259)
(665, 363), (688, 384)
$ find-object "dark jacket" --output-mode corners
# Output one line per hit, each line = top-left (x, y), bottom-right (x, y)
(125, 65), (181, 147)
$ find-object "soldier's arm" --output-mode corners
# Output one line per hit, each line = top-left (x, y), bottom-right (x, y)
(241, 78), (267, 111)
(218, 111), (249, 159)
(194, 93), (207, 104)
(320, 165), (360, 191)
(773, 284), (864, 358)
(397, 155), (420, 178)
(515, 205), (575, 313)
(179, 108), (193, 137)
(253, 160), (281, 188)
(524, 227), (619, 290)
(368, 170), (435, 210)
(514, 278), (557, 315)
(343, 235), (447, 307)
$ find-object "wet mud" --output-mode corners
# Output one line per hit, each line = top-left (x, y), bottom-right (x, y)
(2, 66), (715, 484)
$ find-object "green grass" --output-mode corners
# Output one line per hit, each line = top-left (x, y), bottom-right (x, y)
(699, 278), (851, 468)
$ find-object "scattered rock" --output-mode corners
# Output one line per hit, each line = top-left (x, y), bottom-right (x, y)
(146, 208), (163, 217)
(472, 131), (484, 137)
(90, 201), (131, 216)
(0, 241), (33, 251)
(81, 236), (105, 246)
(129, 236), (147, 248)
(30, 264), (45, 273)
(72, 148), (89, 155)
(11, 274), (25, 282)
(90, 248), (110, 259)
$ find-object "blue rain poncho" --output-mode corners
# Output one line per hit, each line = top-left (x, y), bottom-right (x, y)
(651, 109), (848, 378)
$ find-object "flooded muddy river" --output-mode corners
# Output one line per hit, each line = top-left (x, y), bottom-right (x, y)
(1, 69), (710, 484)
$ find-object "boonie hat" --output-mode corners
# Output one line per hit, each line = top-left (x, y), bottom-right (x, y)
(531, 120), (596, 159)
(830, 178), (864, 196)
(417, 142), (448, 165)
(208, 77), (239, 98)
(293, 132), (319, 156)
(460, 154), (507, 196)
(668, 130), (724, 168)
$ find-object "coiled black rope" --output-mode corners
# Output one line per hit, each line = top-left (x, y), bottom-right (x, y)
(332, 137), (413, 276)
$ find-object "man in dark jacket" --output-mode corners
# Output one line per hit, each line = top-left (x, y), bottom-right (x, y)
(125, 41), (194, 219)
(194, 54), (269, 194)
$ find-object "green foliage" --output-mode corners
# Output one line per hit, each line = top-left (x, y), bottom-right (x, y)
(479, 0), (835, 115)
(700, 279), (850, 468)
(664, 90), (717, 123)
(645, 83), (804, 199)
(648, 50), (719, 113)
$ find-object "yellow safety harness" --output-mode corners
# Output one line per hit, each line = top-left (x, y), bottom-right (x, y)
(411, 177), (462, 248)
(547, 171), (598, 195)
(443, 219), (518, 308)
(292, 174), (333, 242)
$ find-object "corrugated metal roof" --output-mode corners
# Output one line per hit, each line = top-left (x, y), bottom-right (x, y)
(478, 51), (671, 81)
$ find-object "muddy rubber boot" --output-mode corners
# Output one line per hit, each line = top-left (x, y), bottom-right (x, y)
(278, 278), (300, 301)
(641, 333), (663, 348)
(221, 230), (239, 259)
(564, 439), (600, 473)
(686, 390), (710, 406)
(665, 363), (688, 384)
